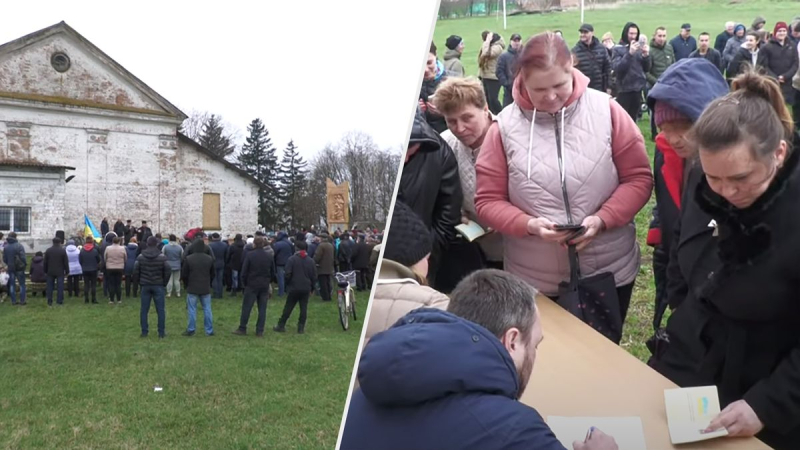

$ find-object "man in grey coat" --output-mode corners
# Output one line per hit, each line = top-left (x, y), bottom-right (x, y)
(162, 234), (184, 298)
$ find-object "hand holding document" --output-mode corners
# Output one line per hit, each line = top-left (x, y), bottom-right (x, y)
(455, 220), (487, 242)
(664, 386), (729, 444)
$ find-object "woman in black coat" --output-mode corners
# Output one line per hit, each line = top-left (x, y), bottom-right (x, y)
(727, 32), (766, 80)
(761, 23), (798, 104)
(649, 72), (800, 449)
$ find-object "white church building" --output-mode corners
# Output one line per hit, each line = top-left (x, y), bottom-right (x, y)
(0, 22), (260, 250)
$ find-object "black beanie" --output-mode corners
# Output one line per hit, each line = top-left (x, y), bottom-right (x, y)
(147, 236), (158, 247)
(446, 35), (462, 50)
(383, 201), (432, 267)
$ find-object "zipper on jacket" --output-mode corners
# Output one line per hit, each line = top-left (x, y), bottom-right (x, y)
(553, 111), (574, 225)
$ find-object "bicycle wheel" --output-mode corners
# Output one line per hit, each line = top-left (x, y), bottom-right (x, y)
(337, 290), (349, 331)
(350, 288), (357, 321)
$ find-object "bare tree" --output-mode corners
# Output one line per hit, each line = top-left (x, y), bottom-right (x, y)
(178, 109), (210, 141)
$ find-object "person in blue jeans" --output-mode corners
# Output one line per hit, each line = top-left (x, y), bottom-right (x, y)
(43, 237), (69, 306)
(2, 232), (27, 305)
(208, 233), (228, 299)
(181, 238), (215, 336)
(133, 236), (171, 338)
(272, 231), (294, 297)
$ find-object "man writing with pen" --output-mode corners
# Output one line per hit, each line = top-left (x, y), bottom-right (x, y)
(340, 269), (619, 450)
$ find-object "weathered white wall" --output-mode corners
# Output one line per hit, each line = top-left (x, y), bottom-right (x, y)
(0, 107), (259, 243)
(0, 166), (65, 250)
(0, 33), (163, 112)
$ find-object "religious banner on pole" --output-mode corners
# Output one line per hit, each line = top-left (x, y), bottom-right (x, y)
(326, 179), (350, 231)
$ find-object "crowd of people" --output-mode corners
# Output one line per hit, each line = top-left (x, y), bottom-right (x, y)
(347, 16), (800, 450)
(0, 223), (382, 338)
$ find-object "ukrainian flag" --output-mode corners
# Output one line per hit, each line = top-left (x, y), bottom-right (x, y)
(84, 215), (102, 243)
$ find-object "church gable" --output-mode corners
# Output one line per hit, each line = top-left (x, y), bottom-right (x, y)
(0, 22), (185, 119)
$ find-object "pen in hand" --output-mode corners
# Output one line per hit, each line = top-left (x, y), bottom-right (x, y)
(585, 426), (595, 442)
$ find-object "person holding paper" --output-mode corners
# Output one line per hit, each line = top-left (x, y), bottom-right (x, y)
(341, 269), (618, 450)
(433, 76), (504, 272)
(649, 71), (800, 449)
(474, 31), (652, 329)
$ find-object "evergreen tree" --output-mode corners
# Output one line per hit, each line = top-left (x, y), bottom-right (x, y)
(278, 140), (308, 230)
(237, 118), (279, 229)
(199, 114), (235, 158)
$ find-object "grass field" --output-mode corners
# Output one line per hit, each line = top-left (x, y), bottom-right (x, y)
(433, 0), (797, 361)
(0, 278), (366, 449)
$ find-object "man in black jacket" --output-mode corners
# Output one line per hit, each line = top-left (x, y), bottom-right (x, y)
(208, 233), (228, 299)
(274, 241), (317, 334)
(234, 237), (276, 337)
(398, 110), (462, 292)
(133, 236), (171, 338)
(573, 24), (611, 93)
(352, 235), (371, 291)
(43, 237), (69, 306)
(181, 238), (215, 336)
(226, 234), (245, 295)
(496, 33), (522, 107)
(338, 233), (353, 272)
(136, 220), (153, 244)
(113, 219), (125, 239)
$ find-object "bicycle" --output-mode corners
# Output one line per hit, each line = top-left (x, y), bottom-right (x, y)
(335, 270), (358, 331)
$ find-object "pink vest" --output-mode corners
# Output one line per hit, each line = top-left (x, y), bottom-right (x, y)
(497, 89), (640, 295)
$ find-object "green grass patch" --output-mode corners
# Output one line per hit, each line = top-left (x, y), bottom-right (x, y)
(0, 284), (366, 449)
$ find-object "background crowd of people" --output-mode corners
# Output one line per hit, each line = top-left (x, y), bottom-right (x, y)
(0, 222), (382, 338)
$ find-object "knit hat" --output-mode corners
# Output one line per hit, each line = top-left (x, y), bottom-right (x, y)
(147, 236), (158, 247)
(445, 35), (462, 50)
(67, 239), (75, 246)
(654, 101), (690, 127)
(162, 239), (169, 246)
(734, 23), (746, 35)
(774, 21), (788, 35)
(383, 201), (432, 267)
(246, 237), (254, 246)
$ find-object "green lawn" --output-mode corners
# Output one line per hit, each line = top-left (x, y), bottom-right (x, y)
(432, 0), (800, 361)
(0, 279), (366, 449)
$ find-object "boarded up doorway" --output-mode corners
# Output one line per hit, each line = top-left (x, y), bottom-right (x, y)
(202, 193), (221, 230)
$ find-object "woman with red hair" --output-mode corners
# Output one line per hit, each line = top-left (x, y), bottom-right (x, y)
(475, 32), (652, 334)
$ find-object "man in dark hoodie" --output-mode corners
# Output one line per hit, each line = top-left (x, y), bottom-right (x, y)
(181, 238), (215, 336)
(572, 24), (610, 94)
(225, 234), (245, 295)
(133, 236), (171, 338)
(273, 241), (317, 334)
(208, 233), (228, 299)
(273, 231), (293, 297)
(612, 22), (652, 121)
(399, 108), (462, 291)
(340, 269), (618, 450)
(79, 234), (102, 304)
(3, 232), (27, 305)
(234, 237), (276, 337)
(645, 58), (729, 340)
(750, 16), (767, 33)
(43, 237), (69, 306)
(497, 33), (523, 106)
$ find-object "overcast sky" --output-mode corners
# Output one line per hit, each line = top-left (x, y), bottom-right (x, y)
(0, 0), (439, 160)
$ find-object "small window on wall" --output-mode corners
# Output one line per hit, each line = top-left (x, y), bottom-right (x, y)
(202, 193), (221, 230)
(0, 207), (31, 233)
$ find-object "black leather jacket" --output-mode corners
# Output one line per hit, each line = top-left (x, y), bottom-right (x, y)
(398, 112), (462, 264)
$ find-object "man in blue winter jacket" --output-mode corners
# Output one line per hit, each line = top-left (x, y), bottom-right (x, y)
(272, 231), (294, 297)
(340, 270), (618, 450)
